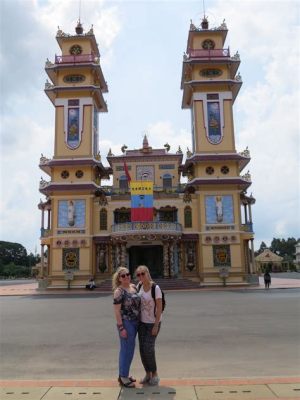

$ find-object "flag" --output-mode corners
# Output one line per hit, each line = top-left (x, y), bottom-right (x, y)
(130, 181), (153, 221)
(123, 159), (131, 183)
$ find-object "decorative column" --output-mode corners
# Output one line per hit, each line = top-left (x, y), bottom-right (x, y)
(163, 242), (169, 277)
(169, 241), (175, 277)
(250, 238), (255, 274)
(120, 243), (126, 267)
(41, 207), (45, 237)
(244, 204), (248, 223)
(40, 244), (44, 278)
(47, 209), (51, 229)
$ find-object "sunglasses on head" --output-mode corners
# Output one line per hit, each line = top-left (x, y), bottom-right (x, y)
(136, 272), (145, 277)
(119, 272), (130, 278)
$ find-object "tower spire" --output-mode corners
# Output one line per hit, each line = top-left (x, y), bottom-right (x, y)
(201, 0), (209, 29)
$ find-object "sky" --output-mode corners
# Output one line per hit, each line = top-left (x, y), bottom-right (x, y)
(0, 0), (299, 255)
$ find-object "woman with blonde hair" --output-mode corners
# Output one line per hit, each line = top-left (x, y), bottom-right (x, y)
(136, 265), (163, 386)
(112, 266), (141, 388)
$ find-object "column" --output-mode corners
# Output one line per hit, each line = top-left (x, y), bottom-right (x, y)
(250, 238), (255, 274)
(47, 209), (51, 229)
(120, 243), (126, 267)
(40, 244), (44, 278)
(41, 207), (45, 237)
(163, 242), (169, 277)
(169, 241), (175, 277)
(244, 204), (248, 223)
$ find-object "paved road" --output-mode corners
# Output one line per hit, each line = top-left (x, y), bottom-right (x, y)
(0, 289), (299, 380)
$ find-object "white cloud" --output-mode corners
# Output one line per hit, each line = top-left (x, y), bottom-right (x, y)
(146, 121), (191, 155)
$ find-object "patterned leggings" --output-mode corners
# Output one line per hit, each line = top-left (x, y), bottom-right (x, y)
(138, 322), (161, 373)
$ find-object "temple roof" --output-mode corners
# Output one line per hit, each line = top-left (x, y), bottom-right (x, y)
(255, 249), (283, 262)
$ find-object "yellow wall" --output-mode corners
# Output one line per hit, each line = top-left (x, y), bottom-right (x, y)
(192, 65), (229, 81)
(192, 32), (224, 50)
(57, 68), (93, 86)
(61, 39), (92, 56)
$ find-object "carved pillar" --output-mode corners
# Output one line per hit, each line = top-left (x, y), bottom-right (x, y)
(169, 241), (175, 277)
(163, 242), (169, 277)
(115, 244), (120, 270)
(120, 243), (126, 267)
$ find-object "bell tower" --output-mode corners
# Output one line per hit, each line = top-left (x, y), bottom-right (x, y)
(181, 17), (256, 285)
(38, 22), (110, 287)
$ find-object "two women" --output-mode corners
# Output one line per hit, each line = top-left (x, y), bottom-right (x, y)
(112, 265), (162, 388)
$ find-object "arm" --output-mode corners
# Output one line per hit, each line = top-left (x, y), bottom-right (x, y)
(113, 289), (127, 338)
(152, 292), (163, 336)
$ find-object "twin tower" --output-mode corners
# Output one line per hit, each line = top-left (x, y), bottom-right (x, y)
(38, 17), (256, 288)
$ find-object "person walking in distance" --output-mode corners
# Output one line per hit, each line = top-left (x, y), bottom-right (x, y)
(264, 270), (271, 289)
(136, 265), (163, 386)
(112, 267), (141, 388)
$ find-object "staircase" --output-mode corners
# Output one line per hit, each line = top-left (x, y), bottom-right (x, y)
(95, 278), (200, 292)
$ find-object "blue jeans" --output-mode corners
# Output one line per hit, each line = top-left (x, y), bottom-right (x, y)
(118, 319), (138, 377)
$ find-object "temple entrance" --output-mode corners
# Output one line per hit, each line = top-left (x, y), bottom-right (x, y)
(128, 245), (163, 278)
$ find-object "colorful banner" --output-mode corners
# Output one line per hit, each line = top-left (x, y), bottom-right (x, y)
(130, 181), (153, 222)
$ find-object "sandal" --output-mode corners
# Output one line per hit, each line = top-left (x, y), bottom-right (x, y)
(129, 376), (136, 382)
(118, 376), (136, 388)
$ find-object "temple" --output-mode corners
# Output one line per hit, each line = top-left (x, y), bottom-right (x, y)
(38, 17), (256, 288)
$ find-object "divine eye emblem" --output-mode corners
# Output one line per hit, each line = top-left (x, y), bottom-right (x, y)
(63, 75), (86, 83)
(202, 39), (215, 50)
(69, 44), (82, 55)
(200, 69), (222, 78)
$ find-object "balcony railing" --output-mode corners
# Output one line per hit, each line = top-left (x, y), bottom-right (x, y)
(241, 223), (254, 233)
(111, 221), (182, 234)
(187, 48), (230, 59)
(55, 54), (97, 64)
(101, 185), (186, 196)
(40, 228), (52, 238)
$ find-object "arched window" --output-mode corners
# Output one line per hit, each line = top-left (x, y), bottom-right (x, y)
(184, 206), (192, 228)
(100, 208), (107, 230)
(162, 173), (172, 190)
(119, 175), (128, 191)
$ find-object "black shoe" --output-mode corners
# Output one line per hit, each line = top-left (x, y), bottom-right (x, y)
(118, 376), (135, 388)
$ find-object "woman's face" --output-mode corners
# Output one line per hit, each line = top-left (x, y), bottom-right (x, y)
(118, 269), (131, 284)
(136, 268), (148, 283)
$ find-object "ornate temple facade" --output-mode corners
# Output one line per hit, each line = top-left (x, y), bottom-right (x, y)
(38, 18), (256, 288)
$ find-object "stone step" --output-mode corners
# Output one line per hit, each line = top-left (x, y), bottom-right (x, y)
(95, 278), (200, 292)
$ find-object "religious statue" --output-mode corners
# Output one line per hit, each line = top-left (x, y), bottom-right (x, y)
(68, 200), (75, 226)
(215, 196), (223, 222)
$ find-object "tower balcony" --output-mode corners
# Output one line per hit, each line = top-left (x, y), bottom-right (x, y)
(55, 53), (98, 64)
(187, 47), (230, 60)
(111, 221), (182, 236)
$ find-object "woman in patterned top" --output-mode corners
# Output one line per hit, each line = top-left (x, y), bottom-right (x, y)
(112, 267), (141, 388)
(136, 265), (163, 386)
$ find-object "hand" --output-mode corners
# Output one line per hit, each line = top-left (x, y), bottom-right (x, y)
(120, 329), (127, 339)
(151, 325), (159, 336)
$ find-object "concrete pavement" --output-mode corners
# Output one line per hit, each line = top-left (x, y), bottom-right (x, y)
(1, 377), (300, 399)
(1, 278), (299, 399)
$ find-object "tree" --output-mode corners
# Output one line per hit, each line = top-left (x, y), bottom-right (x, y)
(270, 237), (299, 259)
(255, 241), (267, 256)
(0, 241), (28, 266)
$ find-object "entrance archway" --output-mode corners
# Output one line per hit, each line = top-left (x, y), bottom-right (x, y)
(128, 245), (163, 278)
